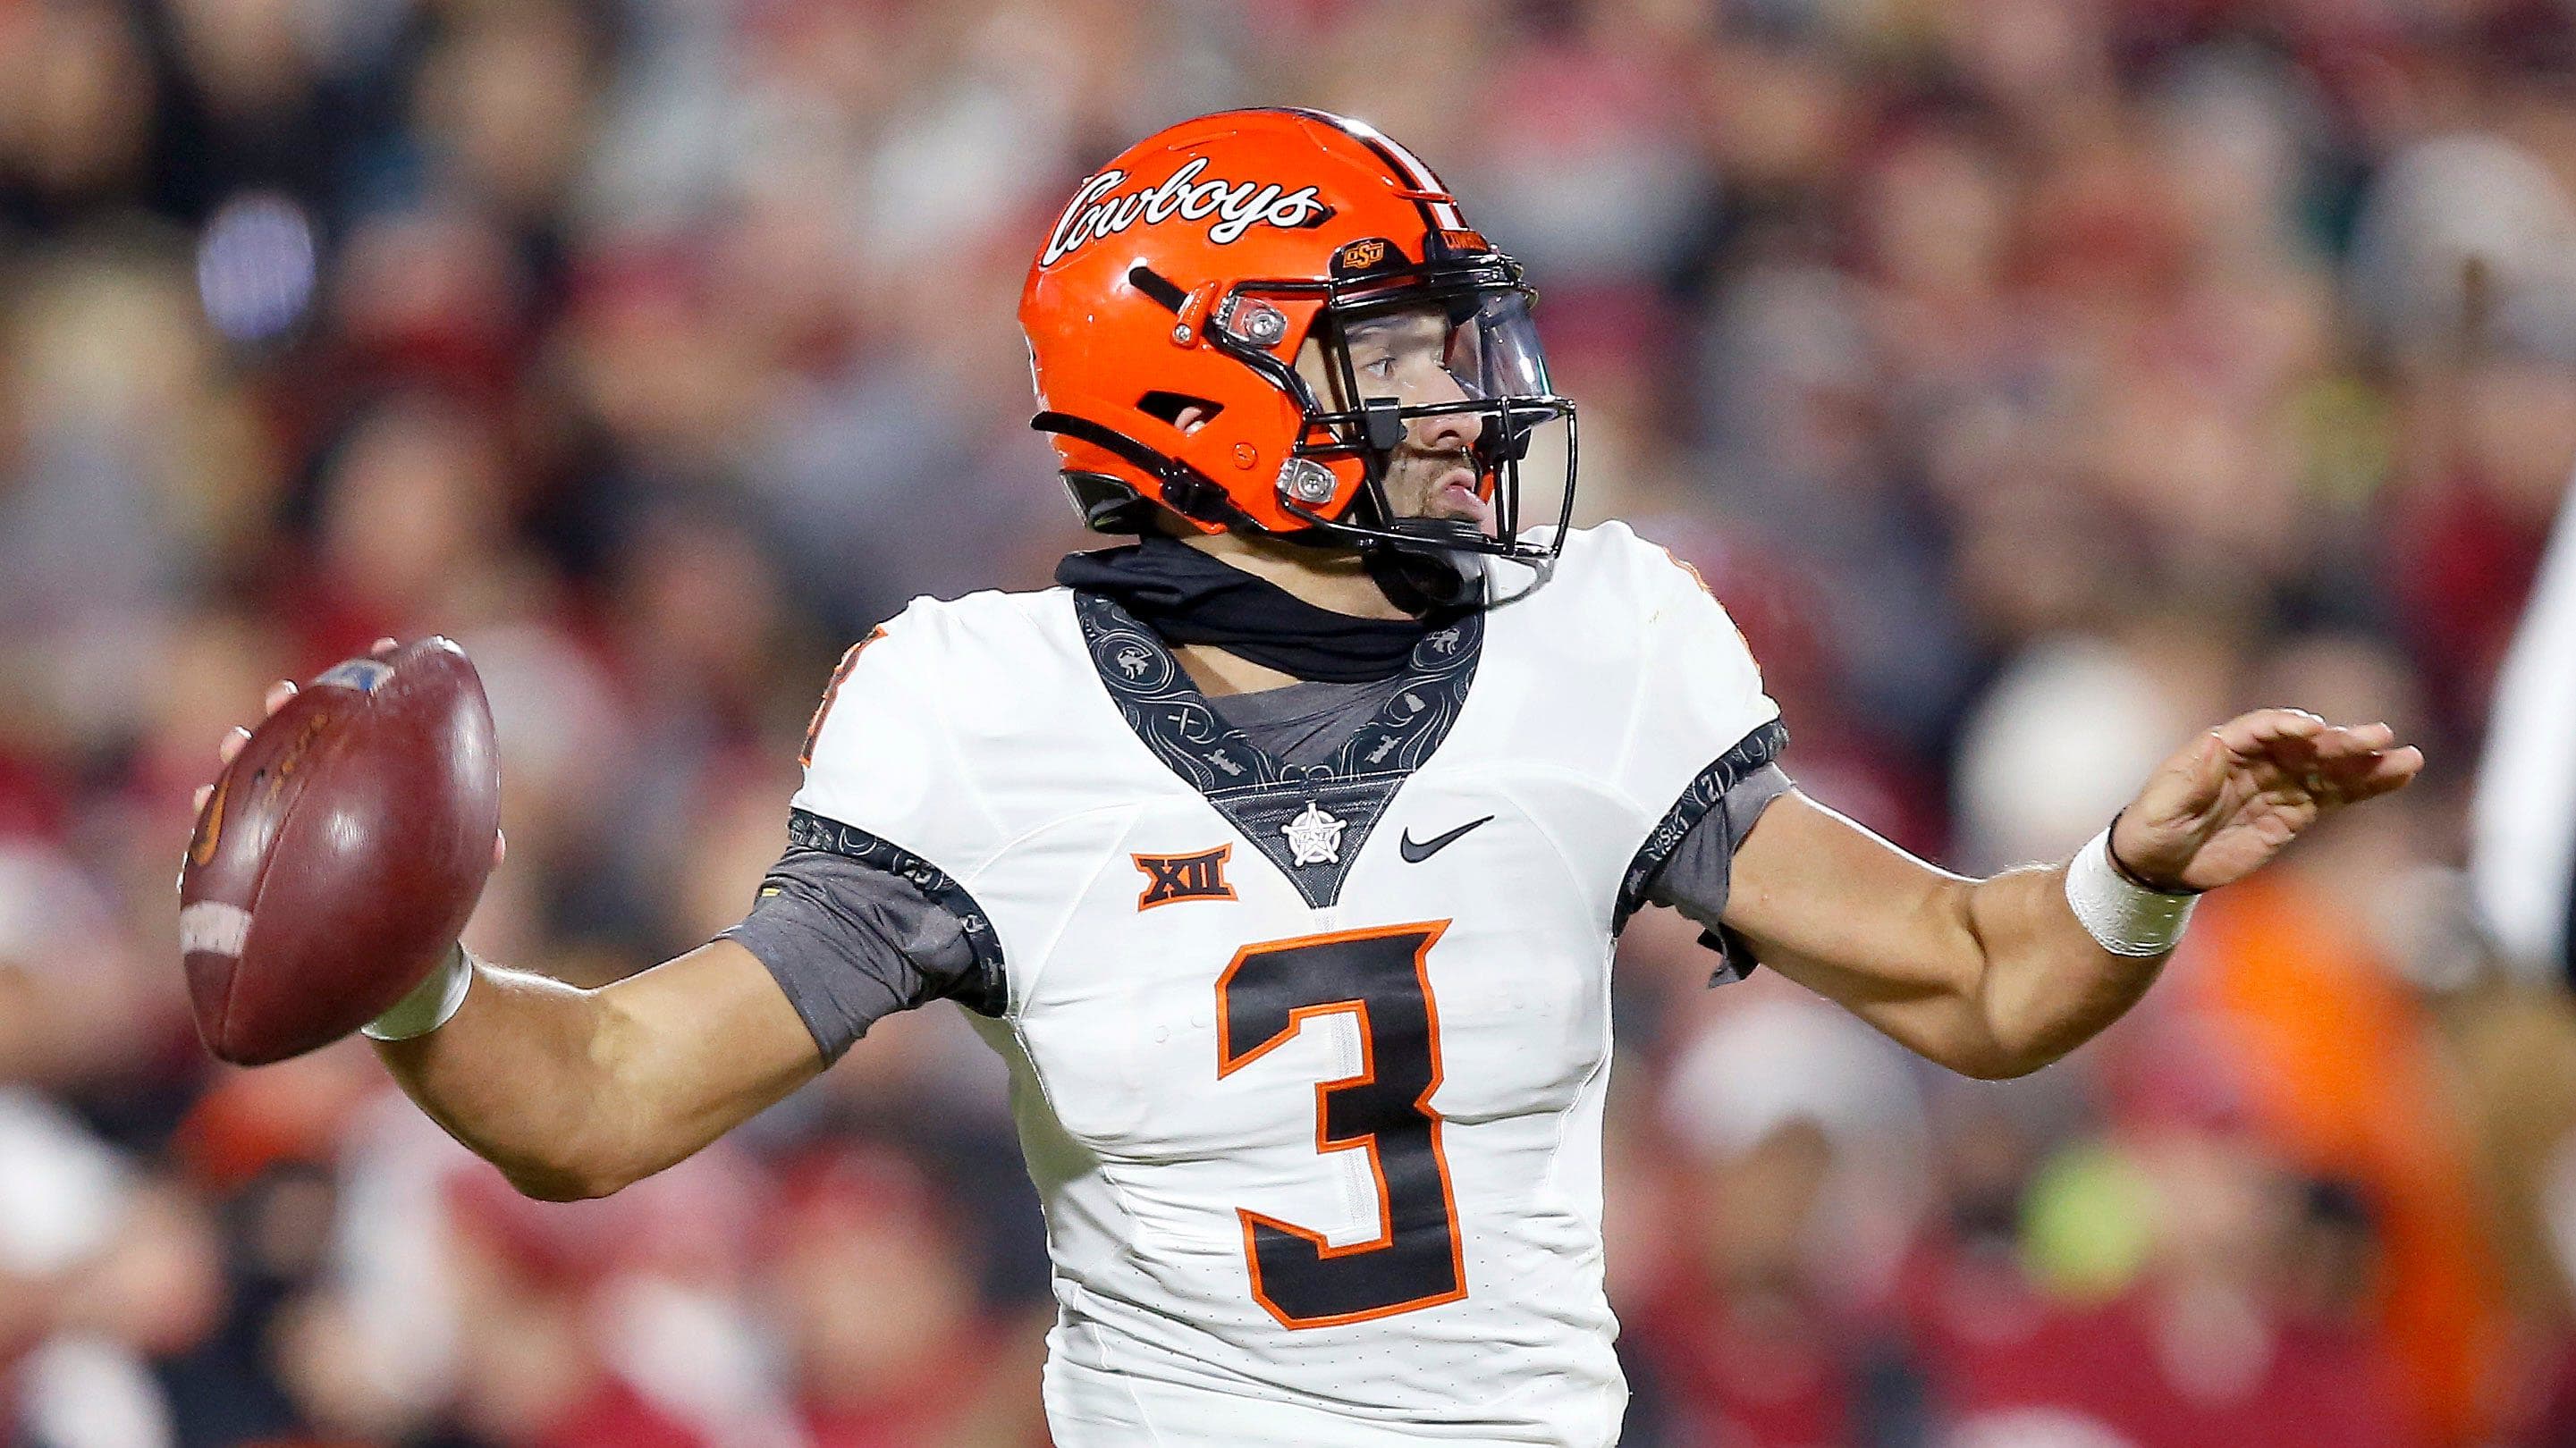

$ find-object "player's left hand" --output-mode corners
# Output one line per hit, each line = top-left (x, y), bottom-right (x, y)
(2107, 708), (2424, 894)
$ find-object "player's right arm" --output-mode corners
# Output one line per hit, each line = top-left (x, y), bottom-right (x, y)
(198, 668), (828, 1203)
(371, 940), (820, 1201)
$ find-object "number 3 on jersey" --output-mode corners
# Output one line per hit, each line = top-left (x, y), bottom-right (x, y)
(1215, 922), (1468, 1328)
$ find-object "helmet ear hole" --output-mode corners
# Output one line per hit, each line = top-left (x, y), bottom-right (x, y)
(1137, 391), (1225, 432)
(1062, 471), (1162, 534)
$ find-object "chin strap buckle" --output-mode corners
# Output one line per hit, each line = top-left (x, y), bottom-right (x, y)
(1362, 522), (1484, 614)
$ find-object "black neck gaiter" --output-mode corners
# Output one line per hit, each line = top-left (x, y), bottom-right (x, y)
(1055, 536), (1466, 684)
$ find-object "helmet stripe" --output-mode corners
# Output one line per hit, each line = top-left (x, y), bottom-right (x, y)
(1266, 107), (1469, 248)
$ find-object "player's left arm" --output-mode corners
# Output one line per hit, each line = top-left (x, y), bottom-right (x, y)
(1719, 709), (2424, 1079)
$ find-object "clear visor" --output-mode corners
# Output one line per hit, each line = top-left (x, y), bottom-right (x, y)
(1316, 288), (1575, 549)
(1444, 290), (1551, 400)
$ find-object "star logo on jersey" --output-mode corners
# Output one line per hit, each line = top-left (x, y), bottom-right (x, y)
(1134, 846), (1236, 909)
(1281, 802), (1346, 866)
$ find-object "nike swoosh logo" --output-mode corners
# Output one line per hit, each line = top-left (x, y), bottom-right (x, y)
(1400, 815), (1493, 863)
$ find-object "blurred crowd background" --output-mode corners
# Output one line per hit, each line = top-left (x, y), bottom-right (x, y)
(5, 0), (2576, 1444)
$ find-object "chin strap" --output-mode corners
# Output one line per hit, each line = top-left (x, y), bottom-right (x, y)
(1032, 411), (1263, 533)
(1359, 519), (1487, 614)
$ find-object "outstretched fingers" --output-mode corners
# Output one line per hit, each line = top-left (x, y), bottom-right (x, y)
(2325, 744), (2425, 803)
(2211, 707), (2327, 757)
(2201, 708), (2425, 808)
(2307, 720), (2394, 757)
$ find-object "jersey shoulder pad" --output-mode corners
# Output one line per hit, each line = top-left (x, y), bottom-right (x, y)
(1519, 522), (1764, 674)
(789, 587), (1070, 864)
(1550, 519), (1717, 611)
(1575, 521), (1783, 805)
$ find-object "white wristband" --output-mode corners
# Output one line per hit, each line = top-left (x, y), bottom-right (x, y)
(2064, 829), (2198, 957)
(361, 945), (476, 1041)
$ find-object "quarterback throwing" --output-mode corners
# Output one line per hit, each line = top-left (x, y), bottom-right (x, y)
(196, 109), (2420, 1446)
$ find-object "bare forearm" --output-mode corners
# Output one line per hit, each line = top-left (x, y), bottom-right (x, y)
(1951, 865), (2165, 1076)
(369, 940), (823, 1201)
(1727, 794), (2169, 1080)
(1729, 703), (2421, 1081)
(369, 959), (627, 1200)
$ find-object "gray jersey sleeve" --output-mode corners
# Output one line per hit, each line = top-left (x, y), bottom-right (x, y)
(716, 847), (981, 1066)
(1641, 763), (1794, 985)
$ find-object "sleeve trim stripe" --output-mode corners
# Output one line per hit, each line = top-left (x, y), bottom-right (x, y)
(785, 809), (1009, 1017)
(1612, 718), (1789, 932)
(798, 627), (888, 769)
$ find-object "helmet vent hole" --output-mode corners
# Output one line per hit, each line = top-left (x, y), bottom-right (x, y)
(1126, 265), (1188, 313)
(1137, 391), (1224, 432)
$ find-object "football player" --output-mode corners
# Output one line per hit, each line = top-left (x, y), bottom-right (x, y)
(199, 109), (2421, 1445)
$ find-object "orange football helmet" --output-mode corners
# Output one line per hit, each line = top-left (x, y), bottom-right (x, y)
(1018, 107), (1576, 586)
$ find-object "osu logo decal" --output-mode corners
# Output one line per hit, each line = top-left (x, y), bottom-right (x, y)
(1042, 158), (1334, 265)
(1336, 238), (1389, 271)
(1134, 845), (1237, 910)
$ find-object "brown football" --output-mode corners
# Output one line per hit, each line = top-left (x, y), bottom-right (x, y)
(178, 637), (502, 1065)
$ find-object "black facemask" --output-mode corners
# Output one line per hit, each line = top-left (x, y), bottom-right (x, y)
(1055, 535), (1475, 684)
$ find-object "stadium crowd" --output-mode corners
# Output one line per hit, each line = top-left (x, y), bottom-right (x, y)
(4, 0), (2576, 1444)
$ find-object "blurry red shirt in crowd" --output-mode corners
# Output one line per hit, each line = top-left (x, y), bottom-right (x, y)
(1634, 1284), (1859, 1447)
(1631, 1223), (2423, 1448)
(530, 1377), (708, 1448)
(767, 1144), (1047, 1448)
(1897, 1237), (2420, 1448)
(440, 1146), (764, 1448)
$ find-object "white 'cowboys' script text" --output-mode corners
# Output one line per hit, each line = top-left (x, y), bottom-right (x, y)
(1043, 159), (1332, 266)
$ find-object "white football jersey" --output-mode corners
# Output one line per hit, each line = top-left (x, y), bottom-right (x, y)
(792, 523), (1782, 1447)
